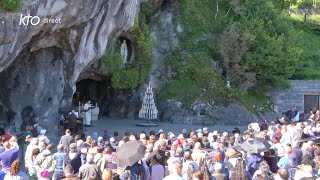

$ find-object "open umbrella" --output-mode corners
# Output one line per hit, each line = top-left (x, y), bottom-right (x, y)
(241, 138), (271, 153)
(113, 140), (146, 167)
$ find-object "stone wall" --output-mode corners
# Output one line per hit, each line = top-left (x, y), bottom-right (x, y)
(271, 80), (320, 114)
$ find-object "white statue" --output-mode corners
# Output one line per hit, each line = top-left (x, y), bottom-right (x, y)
(226, 81), (231, 88)
(120, 40), (128, 64)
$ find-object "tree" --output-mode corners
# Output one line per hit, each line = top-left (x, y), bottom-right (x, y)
(220, 25), (256, 92)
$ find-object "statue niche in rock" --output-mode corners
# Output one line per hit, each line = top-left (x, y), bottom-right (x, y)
(121, 40), (128, 64)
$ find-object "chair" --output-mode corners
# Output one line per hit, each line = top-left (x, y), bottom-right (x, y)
(66, 114), (77, 135)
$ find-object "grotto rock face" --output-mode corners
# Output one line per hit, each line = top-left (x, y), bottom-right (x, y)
(0, 0), (140, 132)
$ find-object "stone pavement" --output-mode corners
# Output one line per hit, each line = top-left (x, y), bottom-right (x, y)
(66, 116), (248, 138)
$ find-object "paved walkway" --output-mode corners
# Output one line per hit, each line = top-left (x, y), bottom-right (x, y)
(77, 117), (247, 137)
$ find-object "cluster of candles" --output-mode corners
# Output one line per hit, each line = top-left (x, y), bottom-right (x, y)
(139, 83), (158, 120)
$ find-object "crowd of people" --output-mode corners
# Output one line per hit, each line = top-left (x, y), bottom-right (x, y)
(0, 108), (320, 179)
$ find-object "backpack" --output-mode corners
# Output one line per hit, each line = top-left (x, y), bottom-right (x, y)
(137, 160), (146, 180)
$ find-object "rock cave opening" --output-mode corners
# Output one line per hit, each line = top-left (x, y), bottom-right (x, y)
(72, 72), (139, 119)
(73, 77), (110, 115)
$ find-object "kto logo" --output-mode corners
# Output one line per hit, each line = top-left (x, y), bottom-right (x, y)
(19, 14), (40, 26)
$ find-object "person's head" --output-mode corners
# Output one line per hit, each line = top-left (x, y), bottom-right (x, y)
(139, 133), (146, 140)
(77, 139), (84, 148)
(31, 148), (40, 157)
(146, 143), (153, 153)
(277, 168), (288, 180)
(226, 149), (238, 158)
(184, 151), (192, 160)
(102, 168), (113, 180)
(171, 162), (182, 175)
(69, 143), (77, 152)
(9, 136), (17, 143)
(98, 136), (103, 143)
(284, 146), (292, 155)
(5, 127), (11, 135)
(104, 146), (113, 154)
(213, 151), (223, 163)
(129, 135), (136, 141)
(149, 135), (155, 142)
(149, 130), (155, 136)
(86, 153), (94, 164)
(65, 129), (71, 135)
(90, 141), (97, 148)
(152, 154), (160, 164)
(9, 159), (20, 176)
(301, 155), (314, 167)
(113, 131), (119, 137)
(258, 161), (270, 176)
(57, 144), (64, 152)
(46, 143), (54, 151)
(124, 131), (130, 137)
(3, 142), (11, 150)
(159, 133), (166, 140)
(158, 140), (167, 151)
(86, 136), (92, 143)
(38, 141), (46, 150)
(97, 146), (104, 154)
(64, 165), (74, 177)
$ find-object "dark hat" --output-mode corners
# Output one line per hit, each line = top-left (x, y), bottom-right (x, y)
(232, 127), (241, 134)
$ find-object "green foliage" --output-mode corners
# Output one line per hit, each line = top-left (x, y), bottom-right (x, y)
(159, 79), (201, 106)
(235, 0), (303, 88)
(297, 0), (319, 8)
(141, 1), (153, 21)
(237, 90), (274, 113)
(103, 45), (122, 74)
(291, 18), (320, 79)
(111, 69), (139, 89)
(0, 0), (20, 11)
(103, 18), (153, 90)
(131, 18), (153, 85)
(161, 0), (305, 107)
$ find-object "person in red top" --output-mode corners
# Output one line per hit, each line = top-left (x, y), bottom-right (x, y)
(2, 127), (12, 142)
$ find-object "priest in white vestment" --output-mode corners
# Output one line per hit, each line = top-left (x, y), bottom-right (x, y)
(83, 100), (93, 126)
